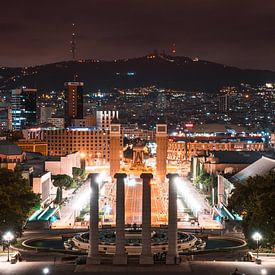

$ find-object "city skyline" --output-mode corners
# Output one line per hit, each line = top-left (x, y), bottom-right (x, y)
(1, 0), (275, 70)
(0, 1), (274, 274)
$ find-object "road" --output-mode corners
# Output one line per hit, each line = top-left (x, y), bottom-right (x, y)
(52, 178), (91, 228)
(51, 172), (220, 230)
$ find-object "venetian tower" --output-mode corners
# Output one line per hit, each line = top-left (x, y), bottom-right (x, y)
(156, 121), (168, 183)
(109, 117), (121, 179)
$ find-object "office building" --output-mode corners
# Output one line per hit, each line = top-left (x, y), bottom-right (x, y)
(64, 82), (84, 126)
(11, 88), (37, 130)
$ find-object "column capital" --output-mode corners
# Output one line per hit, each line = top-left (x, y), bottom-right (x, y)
(88, 173), (101, 184)
(166, 173), (179, 180)
(114, 173), (127, 179)
(140, 173), (153, 180)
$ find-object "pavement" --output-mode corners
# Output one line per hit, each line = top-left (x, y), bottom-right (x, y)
(0, 258), (274, 275)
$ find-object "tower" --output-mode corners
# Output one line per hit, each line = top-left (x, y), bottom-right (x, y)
(156, 122), (168, 183)
(218, 93), (230, 112)
(172, 43), (176, 55)
(109, 118), (121, 179)
(70, 23), (76, 60)
(64, 81), (84, 127)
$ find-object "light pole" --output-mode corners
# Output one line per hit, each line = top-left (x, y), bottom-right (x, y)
(252, 232), (262, 260)
(3, 231), (14, 262)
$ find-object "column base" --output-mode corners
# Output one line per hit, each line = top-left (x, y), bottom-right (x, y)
(113, 254), (127, 265)
(166, 255), (178, 265)
(139, 255), (154, 265)
(86, 256), (101, 265)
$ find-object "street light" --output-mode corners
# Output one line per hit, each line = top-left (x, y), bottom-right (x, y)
(3, 231), (14, 262)
(252, 232), (262, 260)
(42, 267), (50, 274)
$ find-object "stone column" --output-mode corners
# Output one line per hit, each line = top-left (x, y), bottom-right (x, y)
(113, 173), (127, 265)
(87, 173), (101, 265)
(139, 173), (154, 265)
(166, 173), (179, 265)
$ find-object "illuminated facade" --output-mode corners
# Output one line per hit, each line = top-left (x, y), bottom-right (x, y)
(96, 110), (118, 130)
(11, 88), (37, 130)
(65, 82), (84, 126)
(167, 140), (265, 161)
(43, 128), (109, 164)
(16, 139), (48, 155)
(156, 123), (168, 182)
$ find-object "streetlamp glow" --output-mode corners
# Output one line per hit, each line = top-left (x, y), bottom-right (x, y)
(252, 232), (262, 260)
(3, 231), (14, 262)
(42, 267), (50, 274)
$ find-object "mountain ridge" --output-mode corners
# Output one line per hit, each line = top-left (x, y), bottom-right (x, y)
(1, 54), (275, 92)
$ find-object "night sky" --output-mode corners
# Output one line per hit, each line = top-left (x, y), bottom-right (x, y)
(1, 0), (275, 70)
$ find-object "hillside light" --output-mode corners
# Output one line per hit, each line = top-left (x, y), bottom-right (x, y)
(252, 232), (262, 260)
(3, 231), (14, 262)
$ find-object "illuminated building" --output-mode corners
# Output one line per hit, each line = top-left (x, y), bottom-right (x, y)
(96, 110), (119, 130)
(45, 152), (81, 177)
(0, 107), (12, 130)
(0, 141), (25, 170)
(16, 139), (48, 156)
(48, 117), (65, 128)
(218, 93), (230, 112)
(123, 123), (155, 140)
(167, 140), (265, 162)
(40, 106), (53, 123)
(64, 82), (84, 126)
(11, 88), (37, 130)
(71, 115), (96, 128)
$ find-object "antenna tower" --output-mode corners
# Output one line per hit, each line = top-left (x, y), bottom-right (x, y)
(70, 23), (76, 60)
(172, 43), (176, 55)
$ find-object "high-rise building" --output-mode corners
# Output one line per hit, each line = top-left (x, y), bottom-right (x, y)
(218, 93), (230, 112)
(0, 104), (12, 130)
(64, 82), (84, 126)
(11, 88), (37, 130)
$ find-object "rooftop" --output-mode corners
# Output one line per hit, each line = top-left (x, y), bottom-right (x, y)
(230, 154), (275, 183)
(0, 141), (22, 155)
(207, 151), (264, 164)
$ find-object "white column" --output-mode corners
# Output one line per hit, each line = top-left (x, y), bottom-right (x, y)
(139, 173), (154, 265)
(87, 173), (101, 265)
(166, 173), (179, 265)
(113, 173), (127, 265)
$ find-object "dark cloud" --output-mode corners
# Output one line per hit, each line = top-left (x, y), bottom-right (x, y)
(1, 0), (275, 69)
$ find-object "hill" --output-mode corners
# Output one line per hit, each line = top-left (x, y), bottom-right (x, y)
(1, 54), (275, 92)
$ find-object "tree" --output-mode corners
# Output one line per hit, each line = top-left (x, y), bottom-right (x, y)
(52, 174), (75, 203)
(0, 168), (40, 235)
(72, 167), (86, 184)
(228, 173), (275, 248)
